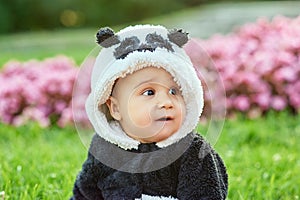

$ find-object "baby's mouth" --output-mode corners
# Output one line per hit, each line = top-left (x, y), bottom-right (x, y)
(157, 116), (174, 121)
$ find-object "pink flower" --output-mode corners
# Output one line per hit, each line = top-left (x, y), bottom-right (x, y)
(290, 95), (300, 110)
(271, 96), (287, 111)
(276, 51), (296, 67)
(0, 56), (80, 127)
(274, 66), (298, 82)
(234, 96), (250, 112)
(254, 93), (271, 110)
(185, 14), (300, 117)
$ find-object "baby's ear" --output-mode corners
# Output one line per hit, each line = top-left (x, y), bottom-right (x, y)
(106, 96), (121, 120)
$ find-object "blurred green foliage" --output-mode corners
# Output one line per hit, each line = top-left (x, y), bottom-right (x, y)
(0, 0), (209, 34)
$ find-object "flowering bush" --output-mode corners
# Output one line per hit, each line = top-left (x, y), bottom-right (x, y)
(185, 15), (300, 117)
(0, 56), (81, 127)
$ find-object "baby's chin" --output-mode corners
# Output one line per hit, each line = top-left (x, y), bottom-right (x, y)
(137, 130), (177, 144)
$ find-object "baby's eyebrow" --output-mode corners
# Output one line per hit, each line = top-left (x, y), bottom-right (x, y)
(133, 78), (155, 89)
(133, 77), (179, 90)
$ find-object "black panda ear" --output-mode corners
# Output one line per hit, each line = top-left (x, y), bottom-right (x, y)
(167, 29), (189, 47)
(96, 27), (120, 48)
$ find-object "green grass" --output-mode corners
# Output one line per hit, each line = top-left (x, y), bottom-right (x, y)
(0, 29), (97, 67)
(0, 124), (86, 199)
(0, 112), (299, 199)
(216, 112), (300, 200)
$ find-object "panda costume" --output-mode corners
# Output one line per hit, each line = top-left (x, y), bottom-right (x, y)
(70, 25), (228, 200)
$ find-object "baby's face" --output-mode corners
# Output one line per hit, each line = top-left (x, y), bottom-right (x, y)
(107, 67), (186, 143)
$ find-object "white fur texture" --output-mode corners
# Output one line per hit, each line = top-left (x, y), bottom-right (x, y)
(135, 194), (178, 200)
(85, 24), (203, 150)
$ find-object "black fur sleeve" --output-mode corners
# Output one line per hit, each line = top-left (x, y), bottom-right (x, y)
(177, 135), (228, 200)
(70, 151), (104, 200)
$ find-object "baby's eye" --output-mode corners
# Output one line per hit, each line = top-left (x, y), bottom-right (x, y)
(169, 88), (178, 95)
(142, 89), (155, 96)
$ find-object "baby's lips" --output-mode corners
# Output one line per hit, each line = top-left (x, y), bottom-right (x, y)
(156, 116), (174, 121)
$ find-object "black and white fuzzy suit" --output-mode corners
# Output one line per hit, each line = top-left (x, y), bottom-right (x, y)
(71, 25), (228, 200)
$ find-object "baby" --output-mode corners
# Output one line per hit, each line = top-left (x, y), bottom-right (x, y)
(71, 25), (228, 199)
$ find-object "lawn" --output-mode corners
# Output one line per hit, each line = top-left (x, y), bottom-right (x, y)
(0, 124), (86, 199)
(1, 112), (299, 199)
(216, 112), (300, 200)
(0, 29), (96, 66)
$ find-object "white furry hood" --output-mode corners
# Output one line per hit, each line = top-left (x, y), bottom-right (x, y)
(85, 24), (204, 150)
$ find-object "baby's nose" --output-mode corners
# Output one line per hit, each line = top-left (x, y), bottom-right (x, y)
(157, 93), (173, 109)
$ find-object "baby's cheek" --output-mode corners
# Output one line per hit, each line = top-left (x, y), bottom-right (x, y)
(128, 104), (153, 127)
(177, 101), (186, 124)
(135, 117), (152, 128)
